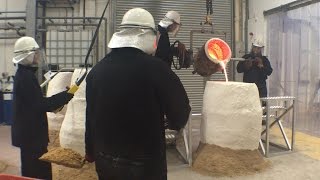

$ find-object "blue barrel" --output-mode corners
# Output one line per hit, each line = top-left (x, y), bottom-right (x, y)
(0, 91), (4, 124)
(3, 91), (13, 125)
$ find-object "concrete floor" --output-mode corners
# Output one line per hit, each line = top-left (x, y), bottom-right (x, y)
(1, 124), (320, 180)
(0, 125), (20, 176)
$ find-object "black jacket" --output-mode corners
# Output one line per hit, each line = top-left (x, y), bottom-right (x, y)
(237, 54), (273, 89)
(85, 48), (190, 177)
(12, 64), (72, 149)
(155, 25), (173, 67)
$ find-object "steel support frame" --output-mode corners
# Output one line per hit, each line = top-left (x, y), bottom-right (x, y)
(260, 96), (296, 157)
(175, 112), (201, 167)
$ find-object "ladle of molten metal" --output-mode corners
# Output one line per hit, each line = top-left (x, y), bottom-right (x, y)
(204, 38), (231, 81)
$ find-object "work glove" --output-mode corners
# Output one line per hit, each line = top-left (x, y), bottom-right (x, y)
(52, 91), (73, 113)
(244, 60), (253, 70)
(254, 57), (264, 68)
(63, 86), (74, 102)
(59, 90), (74, 103)
(48, 88), (74, 112)
(85, 154), (95, 163)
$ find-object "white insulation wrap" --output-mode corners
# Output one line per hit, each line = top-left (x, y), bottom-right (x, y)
(59, 69), (89, 155)
(46, 72), (73, 131)
(200, 81), (262, 150)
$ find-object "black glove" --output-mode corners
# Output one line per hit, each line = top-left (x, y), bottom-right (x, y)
(46, 90), (74, 112)
(63, 90), (74, 103)
(244, 60), (253, 70)
(254, 57), (264, 68)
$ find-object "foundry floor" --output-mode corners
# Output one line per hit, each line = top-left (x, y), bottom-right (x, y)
(1, 120), (320, 180)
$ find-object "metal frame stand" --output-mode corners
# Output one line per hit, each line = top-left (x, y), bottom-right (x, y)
(166, 111), (199, 167)
(260, 96), (296, 157)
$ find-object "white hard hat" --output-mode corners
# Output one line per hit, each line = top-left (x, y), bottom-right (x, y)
(108, 8), (156, 54)
(120, 8), (155, 30)
(159, 11), (181, 28)
(165, 11), (180, 25)
(252, 35), (264, 48)
(13, 36), (40, 64)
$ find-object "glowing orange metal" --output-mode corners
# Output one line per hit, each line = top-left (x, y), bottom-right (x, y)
(204, 38), (231, 64)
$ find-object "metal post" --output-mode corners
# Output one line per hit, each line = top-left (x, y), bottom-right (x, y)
(95, 31), (99, 65)
(72, 28), (75, 67)
(56, 30), (58, 65)
(0, 36), (20, 39)
(244, 0), (249, 53)
(83, 0), (86, 30)
(188, 110), (193, 166)
(37, 16), (105, 20)
(49, 31), (52, 65)
(278, 120), (291, 150)
(26, 0), (36, 37)
(80, 30), (82, 67)
(64, 31), (66, 67)
(0, 17), (26, 20)
(265, 100), (270, 157)
(291, 99), (295, 151)
(45, 23), (99, 27)
(259, 139), (266, 155)
(0, 11), (26, 14)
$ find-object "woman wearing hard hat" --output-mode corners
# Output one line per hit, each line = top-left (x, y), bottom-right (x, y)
(236, 36), (273, 98)
(11, 36), (74, 179)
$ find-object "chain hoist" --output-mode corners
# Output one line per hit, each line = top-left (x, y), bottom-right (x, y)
(206, 0), (213, 15)
(203, 0), (213, 26)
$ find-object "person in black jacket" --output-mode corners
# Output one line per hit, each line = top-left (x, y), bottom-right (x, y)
(237, 40), (273, 98)
(85, 8), (190, 180)
(155, 11), (181, 67)
(11, 36), (73, 180)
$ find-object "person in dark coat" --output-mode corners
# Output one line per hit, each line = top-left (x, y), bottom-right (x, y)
(11, 36), (74, 180)
(155, 11), (181, 67)
(237, 39), (273, 98)
(85, 8), (191, 180)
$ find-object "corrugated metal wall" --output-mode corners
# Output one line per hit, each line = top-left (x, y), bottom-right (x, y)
(112, 0), (233, 113)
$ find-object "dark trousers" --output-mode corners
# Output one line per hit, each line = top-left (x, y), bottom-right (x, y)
(258, 87), (267, 107)
(20, 146), (52, 180)
(95, 153), (167, 180)
(258, 87), (267, 98)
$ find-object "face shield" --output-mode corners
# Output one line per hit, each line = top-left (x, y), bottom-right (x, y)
(38, 49), (54, 79)
(14, 48), (53, 78)
(13, 47), (38, 65)
(251, 44), (264, 56)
